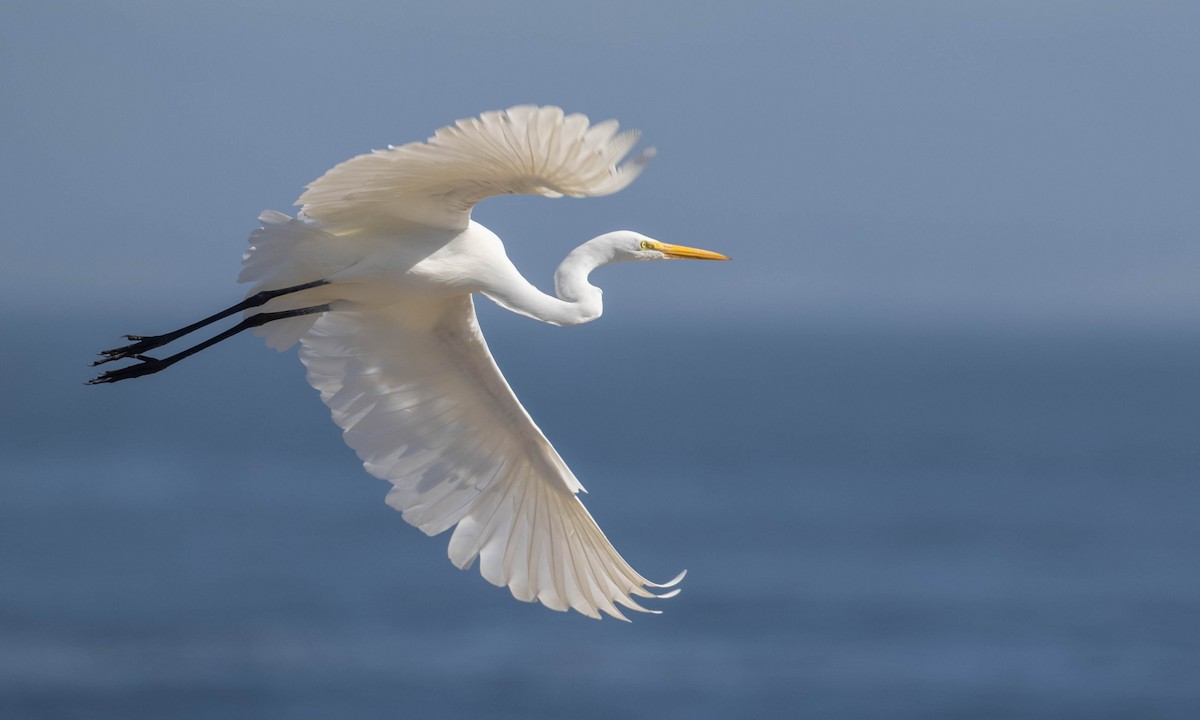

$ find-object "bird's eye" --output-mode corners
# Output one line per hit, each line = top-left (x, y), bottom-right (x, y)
(640, 240), (654, 250)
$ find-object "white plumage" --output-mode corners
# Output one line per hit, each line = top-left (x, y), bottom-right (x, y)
(93, 105), (728, 620)
(297, 105), (655, 232)
(298, 300), (681, 619)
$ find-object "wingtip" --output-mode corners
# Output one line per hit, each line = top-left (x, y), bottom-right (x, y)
(646, 568), (687, 589)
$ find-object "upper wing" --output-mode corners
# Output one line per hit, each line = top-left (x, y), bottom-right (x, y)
(296, 105), (654, 232)
(299, 295), (682, 619)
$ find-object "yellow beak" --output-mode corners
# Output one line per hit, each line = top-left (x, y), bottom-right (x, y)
(652, 241), (731, 261)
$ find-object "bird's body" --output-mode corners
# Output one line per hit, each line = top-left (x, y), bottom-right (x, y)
(241, 215), (604, 342)
(92, 106), (728, 620)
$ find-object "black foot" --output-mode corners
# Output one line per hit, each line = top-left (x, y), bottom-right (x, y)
(92, 334), (176, 367)
(87, 355), (169, 385)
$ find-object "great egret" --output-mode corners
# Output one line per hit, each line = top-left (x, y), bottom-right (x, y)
(90, 105), (729, 620)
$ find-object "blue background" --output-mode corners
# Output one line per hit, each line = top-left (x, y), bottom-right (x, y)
(3, 2), (1199, 717)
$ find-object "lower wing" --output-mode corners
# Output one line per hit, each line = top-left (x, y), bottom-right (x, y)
(297, 294), (683, 619)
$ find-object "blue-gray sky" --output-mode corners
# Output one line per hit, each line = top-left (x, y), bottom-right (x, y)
(4, 0), (1197, 328)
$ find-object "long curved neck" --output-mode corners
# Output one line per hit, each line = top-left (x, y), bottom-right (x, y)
(484, 235), (622, 327)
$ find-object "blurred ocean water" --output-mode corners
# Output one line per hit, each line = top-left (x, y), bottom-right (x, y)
(1, 315), (1198, 719)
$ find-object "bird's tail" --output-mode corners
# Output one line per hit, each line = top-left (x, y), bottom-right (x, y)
(239, 210), (343, 350)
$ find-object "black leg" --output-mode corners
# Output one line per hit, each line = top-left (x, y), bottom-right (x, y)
(92, 279), (329, 366)
(88, 303), (331, 385)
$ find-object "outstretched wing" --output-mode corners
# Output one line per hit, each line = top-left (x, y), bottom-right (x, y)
(296, 105), (654, 232)
(299, 296), (683, 619)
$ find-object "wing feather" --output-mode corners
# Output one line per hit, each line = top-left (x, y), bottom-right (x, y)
(296, 105), (654, 232)
(298, 295), (680, 619)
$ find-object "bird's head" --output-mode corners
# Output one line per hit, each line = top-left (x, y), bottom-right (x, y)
(608, 231), (731, 263)
(552, 231), (731, 324)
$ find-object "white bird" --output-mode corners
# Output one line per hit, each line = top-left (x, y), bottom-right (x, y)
(90, 105), (729, 620)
